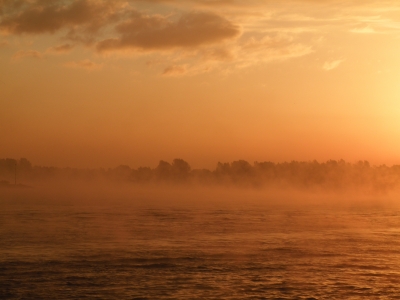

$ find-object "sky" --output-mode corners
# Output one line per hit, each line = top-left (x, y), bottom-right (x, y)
(2, 0), (400, 169)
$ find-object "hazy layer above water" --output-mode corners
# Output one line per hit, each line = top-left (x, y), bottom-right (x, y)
(2, 182), (400, 299)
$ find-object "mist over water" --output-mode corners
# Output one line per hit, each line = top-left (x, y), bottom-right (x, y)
(2, 179), (400, 299)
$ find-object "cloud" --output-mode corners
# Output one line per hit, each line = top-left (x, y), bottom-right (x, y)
(0, 0), (123, 35)
(47, 43), (75, 54)
(195, 0), (236, 6)
(201, 47), (235, 61)
(96, 11), (240, 52)
(162, 64), (187, 76)
(0, 0), (26, 15)
(3, 0), (397, 77)
(236, 34), (313, 66)
(152, 33), (312, 76)
(350, 26), (376, 34)
(12, 49), (43, 60)
(323, 59), (344, 71)
(64, 59), (102, 70)
(242, 34), (295, 50)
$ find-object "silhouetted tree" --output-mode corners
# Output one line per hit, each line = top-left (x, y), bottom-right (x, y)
(172, 158), (191, 181)
(113, 165), (132, 180)
(2, 157), (400, 192)
(215, 162), (231, 175)
(231, 160), (252, 175)
(18, 158), (32, 172)
(133, 167), (153, 182)
(155, 160), (172, 180)
(0, 158), (17, 182)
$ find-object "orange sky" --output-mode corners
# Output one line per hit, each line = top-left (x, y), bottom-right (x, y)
(2, 0), (400, 169)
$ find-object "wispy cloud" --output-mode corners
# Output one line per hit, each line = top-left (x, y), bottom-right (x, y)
(47, 43), (75, 54)
(12, 49), (43, 60)
(350, 26), (376, 34)
(64, 59), (102, 70)
(162, 65), (187, 76)
(323, 59), (344, 71)
(236, 34), (313, 67)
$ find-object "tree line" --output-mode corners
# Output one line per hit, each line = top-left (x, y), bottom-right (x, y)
(1, 158), (400, 191)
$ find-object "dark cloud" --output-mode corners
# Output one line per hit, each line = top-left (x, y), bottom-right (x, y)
(0, 0), (240, 54)
(0, 0), (26, 15)
(0, 0), (122, 35)
(96, 11), (240, 52)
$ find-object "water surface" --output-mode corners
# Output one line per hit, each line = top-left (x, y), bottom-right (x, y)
(1, 189), (400, 299)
